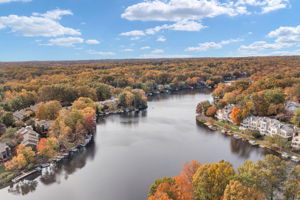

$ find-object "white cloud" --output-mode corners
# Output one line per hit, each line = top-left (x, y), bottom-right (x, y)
(235, 0), (289, 13)
(141, 46), (151, 50)
(151, 49), (164, 54)
(267, 49), (300, 56)
(120, 0), (289, 39)
(140, 54), (192, 58)
(239, 41), (292, 51)
(87, 50), (116, 56)
(33, 9), (73, 20)
(46, 37), (84, 47)
(122, 0), (244, 22)
(123, 48), (134, 52)
(86, 39), (100, 45)
(239, 25), (300, 54)
(120, 30), (145, 36)
(0, 9), (81, 37)
(157, 36), (166, 42)
(146, 20), (206, 34)
(267, 25), (300, 43)
(0, 0), (31, 3)
(121, 20), (206, 38)
(186, 38), (243, 51)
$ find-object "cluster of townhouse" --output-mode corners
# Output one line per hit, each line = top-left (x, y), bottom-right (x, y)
(0, 126), (40, 163)
(216, 103), (300, 150)
(12, 105), (36, 122)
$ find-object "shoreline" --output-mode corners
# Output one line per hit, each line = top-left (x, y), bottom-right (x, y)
(196, 115), (300, 163)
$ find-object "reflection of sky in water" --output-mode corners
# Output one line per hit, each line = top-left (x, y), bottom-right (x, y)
(0, 90), (270, 200)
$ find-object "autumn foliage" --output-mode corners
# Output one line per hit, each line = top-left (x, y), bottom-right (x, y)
(5, 144), (35, 170)
(149, 155), (299, 200)
(223, 180), (265, 200)
(37, 137), (59, 159)
(231, 106), (240, 125)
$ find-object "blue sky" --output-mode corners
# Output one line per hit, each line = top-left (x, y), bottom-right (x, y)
(0, 0), (300, 61)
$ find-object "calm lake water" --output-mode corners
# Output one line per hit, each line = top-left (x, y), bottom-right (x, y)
(0, 90), (271, 200)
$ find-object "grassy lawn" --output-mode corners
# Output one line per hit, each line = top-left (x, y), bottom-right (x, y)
(0, 165), (5, 173)
(214, 120), (241, 132)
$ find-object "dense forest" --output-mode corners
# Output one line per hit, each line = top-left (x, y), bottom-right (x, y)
(1, 56), (300, 111)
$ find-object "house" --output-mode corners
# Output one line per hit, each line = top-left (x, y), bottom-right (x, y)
(96, 98), (119, 107)
(285, 101), (300, 113)
(17, 126), (39, 149)
(240, 116), (295, 139)
(13, 105), (37, 122)
(292, 130), (300, 150)
(0, 142), (11, 162)
(13, 109), (28, 122)
(34, 119), (54, 132)
(216, 104), (235, 123)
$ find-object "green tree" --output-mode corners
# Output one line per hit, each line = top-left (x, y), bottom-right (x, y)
(236, 155), (289, 200)
(96, 83), (111, 101)
(282, 165), (300, 200)
(192, 161), (235, 200)
(36, 100), (62, 120)
(292, 108), (300, 127)
(223, 180), (265, 200)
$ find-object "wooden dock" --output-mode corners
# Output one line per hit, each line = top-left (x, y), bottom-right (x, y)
(12, 169), (40, 183)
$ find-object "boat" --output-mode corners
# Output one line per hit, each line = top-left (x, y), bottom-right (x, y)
(41, 163), (50, 168)
(208, 125), (217, 131)
(71, 148), (79, 153)
(221, 130), (227, 135)
(35, 167), (42, 172)
(291, 156), (299, 163)
(249, 140), (258, 146)
(233, 135), (241, 139)
(80, 135), (93, 147)
(61, 152), (69, 158)
(281, 152), (289, 159)
(54, 155), (65, 162)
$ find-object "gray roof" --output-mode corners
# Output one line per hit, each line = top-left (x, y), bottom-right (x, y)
(0, 142), (9, 153)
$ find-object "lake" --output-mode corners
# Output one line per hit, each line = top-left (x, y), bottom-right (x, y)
(0, 90), (271, 200)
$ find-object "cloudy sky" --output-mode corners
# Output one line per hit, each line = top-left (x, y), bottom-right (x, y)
(0, 0), (299, 61)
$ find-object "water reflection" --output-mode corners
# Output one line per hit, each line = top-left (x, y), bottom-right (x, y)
(6, 141), (96, 196)
(8, 180), (38, 196)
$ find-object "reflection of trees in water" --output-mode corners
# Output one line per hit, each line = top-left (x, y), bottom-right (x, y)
(230, 138), (254, 159)
(40, 164), (60, 185)
(8, 179), (38, 195)
(98, 111), (148, 127)
(149, 89), (212, 102)
(8, 141), (97, 196)
(229, 138), (272, 159)
(40, 141), (97, 187)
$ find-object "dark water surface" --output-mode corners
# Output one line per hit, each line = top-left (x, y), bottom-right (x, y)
(0, 91), (270, 200)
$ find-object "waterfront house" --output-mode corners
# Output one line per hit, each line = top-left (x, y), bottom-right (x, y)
(216, 104), (235, 123)
(240, 116), (294, 139)
(34, 119), (54, 132)
(0, 142), (11, 162)
(285, 101), (300, 113)
(13, 105), (37, 122)
(96, 98), (119, 107)
(17, 126), (39, 149)
(13, 109), (28, 122)
(292, 130), (300, 150)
